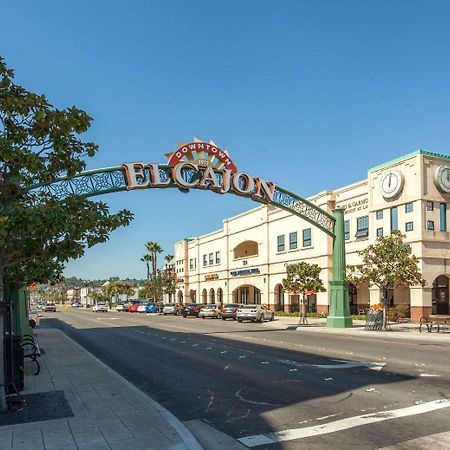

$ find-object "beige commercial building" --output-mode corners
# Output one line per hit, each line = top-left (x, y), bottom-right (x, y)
(172, 150), (450, 321)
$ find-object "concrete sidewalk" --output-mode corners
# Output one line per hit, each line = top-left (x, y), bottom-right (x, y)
(0, 328), (202, 450)
(262, 316), (450, 342)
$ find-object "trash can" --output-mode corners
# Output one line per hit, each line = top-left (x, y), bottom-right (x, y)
(4, 335), (24, 391)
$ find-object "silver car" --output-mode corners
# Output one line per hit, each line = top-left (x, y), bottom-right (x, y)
(162, 303), (179, 315)
(199, 304), (220, 319)
(236, 304), (274, 323)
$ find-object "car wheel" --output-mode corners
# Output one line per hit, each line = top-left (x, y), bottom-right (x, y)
(270, 313), (274, 321)
(259, 314), (264, 323)
(201, 316), (205, 319)
(222, 317), (226, 320)
(163, 313), (167, 316)
(237, 319), (242, 323)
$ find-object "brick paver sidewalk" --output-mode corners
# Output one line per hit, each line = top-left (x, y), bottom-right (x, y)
(0, 328), (202, 450)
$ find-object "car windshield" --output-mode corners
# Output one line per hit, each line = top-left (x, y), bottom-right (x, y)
(97, 304), (105, 306)
(242, 305), (256, 309)
(165, 304), (175, 307)
(224, 304), (239, 308)
(187, 304), (197, 307)
(204, 305), (216, 309)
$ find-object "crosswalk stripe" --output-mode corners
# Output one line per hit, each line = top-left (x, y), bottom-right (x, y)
(238, 399), (450, 447)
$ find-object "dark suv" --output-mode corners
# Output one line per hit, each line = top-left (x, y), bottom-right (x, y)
(181, 303), (202, 318)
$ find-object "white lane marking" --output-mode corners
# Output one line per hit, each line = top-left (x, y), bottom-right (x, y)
(313, 360), (385, 371)
(316, 413), (343, 421)
(420, 374), (441, 377)
(238, 399), (450, 447)
(278, 359), (385, 371)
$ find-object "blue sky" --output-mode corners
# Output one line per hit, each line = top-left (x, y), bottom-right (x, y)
(4, 0), (450, 279)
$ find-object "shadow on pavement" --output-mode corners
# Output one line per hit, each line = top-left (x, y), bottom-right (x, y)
(41, 317), (416, 444)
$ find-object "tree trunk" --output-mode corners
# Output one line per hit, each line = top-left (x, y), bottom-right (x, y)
(0, 256), (8, 411)
(382, 288), (388, 330)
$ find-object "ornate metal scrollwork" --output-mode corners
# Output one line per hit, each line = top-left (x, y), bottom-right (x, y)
(28, 164), (335, 236)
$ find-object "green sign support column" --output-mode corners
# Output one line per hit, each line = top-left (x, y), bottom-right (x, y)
(326, 208), (353, 328)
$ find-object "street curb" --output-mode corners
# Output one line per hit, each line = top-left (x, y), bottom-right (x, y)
(52, 329), (203, 450)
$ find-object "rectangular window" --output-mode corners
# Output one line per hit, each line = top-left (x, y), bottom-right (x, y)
(277, 235), (285, 252)
(376, 227), (383, 237)
(215, 251), (221, 265)
(203, 254), (207, 267)
(208, 253), (214, 266)
(189, 258), (196, 270)
(302, 228), (312, 247)
(440, 203), (447, 232)
(344, 220), (350, 240)
(405, 202), (413, 213)
(376, 210), (383, 220)
(427, 220), (435, 231)
(426, 201), (434, 211)
(355, 215), (369, 237)
(289, 232), (298, 250)
(405, 222), (413, 232)
(390, 207), (398, 231)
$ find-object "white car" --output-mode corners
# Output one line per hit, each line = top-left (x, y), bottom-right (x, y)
(198, 304), (220, 319)
(137, 304), (148, 313)
(115, 304), (125, 312)
(92, 303), (108, 312)
(236, 304), (274, 323)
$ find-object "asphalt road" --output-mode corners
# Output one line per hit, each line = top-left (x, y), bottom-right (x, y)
(42, 309), (450, 449)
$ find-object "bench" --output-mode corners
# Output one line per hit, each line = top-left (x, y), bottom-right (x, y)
(419, 315), (450, 333)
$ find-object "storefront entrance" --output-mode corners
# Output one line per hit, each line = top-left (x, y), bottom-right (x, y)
(432, 275), (449, 314)
(233, 285), (261, 304)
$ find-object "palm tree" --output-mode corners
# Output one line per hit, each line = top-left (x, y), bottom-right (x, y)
(140, 254), (152, 280)
(145, 242), (163, 279)
(164, 254), (175, 302)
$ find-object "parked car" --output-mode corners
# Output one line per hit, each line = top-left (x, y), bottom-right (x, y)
(36, 302), (45, 310)
(92, 303), (108, 312)
(44, 302), (57, 312)
(162, 303), (179, 315)
(199, 304), (220, 319)
(71, 302), (82, 308)
(145, 303), (158, 313)
(121, 301), (131, 311)
(128, 301), (141, 313)
(236, 304), (274, 323)
(181, 303), (202, 318)
(220, 303), (244, 320)
(116, 303), (125, 312)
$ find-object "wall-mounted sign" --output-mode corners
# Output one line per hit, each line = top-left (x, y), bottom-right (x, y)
(230, 268), (260, 277)
(336, 197), (368, 214)
(205, 274), (219, 281)
(176, 278), (184, 283)
(122, 140), (276, 203)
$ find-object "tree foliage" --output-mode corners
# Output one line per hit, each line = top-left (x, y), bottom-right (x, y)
(102, 282), (134, 306)
(346, 230), (426, 297)
(0, 56), (133, 288)
(282, 261), (326, 295)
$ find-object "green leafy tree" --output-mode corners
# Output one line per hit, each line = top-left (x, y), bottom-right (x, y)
(140, 271), (164, 302)
(0, 57), (133, 410)
(102, 281), (134, 307)
(282, 262), (326, 324)
(89, 290), (108, 306)
(347, 230), (426, 329)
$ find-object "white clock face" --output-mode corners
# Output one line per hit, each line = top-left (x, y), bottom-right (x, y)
(435, 165), (450, 193)
(379, 170), (404, 199)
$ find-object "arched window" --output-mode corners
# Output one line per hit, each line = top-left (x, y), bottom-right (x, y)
(202, 289), (208, 304)
(274, 284), (284, 311)
(233, 241), (258, 259)
(217, 288), (223, 305)
(209, 288), (215, 304)
(432, 275), (449, 314)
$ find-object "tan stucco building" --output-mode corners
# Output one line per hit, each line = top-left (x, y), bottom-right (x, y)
(171, 150), (450, 321)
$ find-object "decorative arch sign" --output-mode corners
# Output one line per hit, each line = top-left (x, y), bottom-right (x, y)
(29, 139), (352, 328)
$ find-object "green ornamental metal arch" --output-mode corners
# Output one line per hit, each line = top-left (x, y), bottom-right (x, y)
(28, 141), (352, 328)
